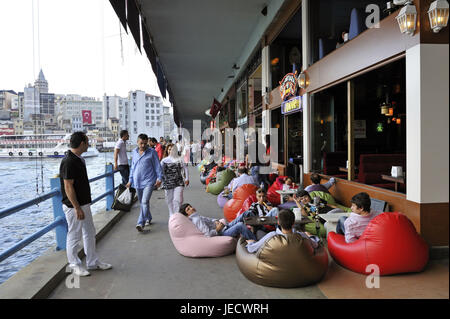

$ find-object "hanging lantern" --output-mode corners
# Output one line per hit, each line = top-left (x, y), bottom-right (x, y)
(396, 1), (417, 35)
(388, 107), (394, 116)
(380, 103), (389, 115)
(396, 118), (401, 124)
(428, 0), (449, 33)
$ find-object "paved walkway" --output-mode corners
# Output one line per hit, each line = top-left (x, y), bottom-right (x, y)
(48, 166), (448, 299)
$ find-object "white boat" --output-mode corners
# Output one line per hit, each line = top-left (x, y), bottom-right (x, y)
(0, 134), (99, 158)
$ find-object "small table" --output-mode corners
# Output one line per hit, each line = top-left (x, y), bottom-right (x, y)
(381, 174), (405, 192)
(275, 189), (297, 204)
(243, 216), (313, 231)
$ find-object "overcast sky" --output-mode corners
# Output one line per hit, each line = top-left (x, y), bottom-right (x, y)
(0, 0), (164, 101)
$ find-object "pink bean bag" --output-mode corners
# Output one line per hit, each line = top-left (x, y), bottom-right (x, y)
(168, 213), (237, 258)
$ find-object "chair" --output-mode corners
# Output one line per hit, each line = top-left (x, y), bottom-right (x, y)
(235, 235), (329, 288)
(327, 212), (429, 275)
(223, 184), (259, 222)
(318, 37), (336, 59)
(168, 213), (237, 258)
(207, 169), (235, 195)
(348, 8), (366, 40)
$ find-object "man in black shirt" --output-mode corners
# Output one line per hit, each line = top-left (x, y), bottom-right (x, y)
(60, 131), (112, 277)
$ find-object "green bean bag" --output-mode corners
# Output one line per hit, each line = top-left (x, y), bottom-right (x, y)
(309, 191), (351, 213)
(206, 169), (236, 195)
(304, 216), (327, 238)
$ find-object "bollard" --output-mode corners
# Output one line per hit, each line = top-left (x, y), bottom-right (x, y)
(50, 175), (68, 251)
(105, 163), (114, 211)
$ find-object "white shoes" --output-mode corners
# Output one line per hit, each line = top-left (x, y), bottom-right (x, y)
(69, 264), (91, 277)
(87, 262), (113, 271)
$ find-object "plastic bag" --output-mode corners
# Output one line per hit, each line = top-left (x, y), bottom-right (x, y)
(117, 188), (132, 205)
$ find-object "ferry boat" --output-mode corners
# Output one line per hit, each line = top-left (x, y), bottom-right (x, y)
(0, 134), (99, 158)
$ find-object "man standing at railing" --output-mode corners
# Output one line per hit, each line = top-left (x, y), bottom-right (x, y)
(59, 131), (113, 277)
(114, 130), (130, 186)
(127, 133), (163, 232)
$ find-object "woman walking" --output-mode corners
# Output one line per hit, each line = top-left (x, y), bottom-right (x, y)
(160, 144), (189, 216)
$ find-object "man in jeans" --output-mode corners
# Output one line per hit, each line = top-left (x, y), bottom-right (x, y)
(127, 134), (162, 232)
(114, 130), (130, 186)
(59, 131), (112, 277)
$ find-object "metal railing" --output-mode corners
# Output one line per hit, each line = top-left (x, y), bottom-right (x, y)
(0, 163), (120, 263)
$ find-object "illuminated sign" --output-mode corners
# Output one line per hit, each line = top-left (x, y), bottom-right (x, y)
(279, 71), (298, 101)
(281, 96), (302, 115)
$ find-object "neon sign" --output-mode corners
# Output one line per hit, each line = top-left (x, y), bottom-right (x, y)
(279, 71), (298, 101)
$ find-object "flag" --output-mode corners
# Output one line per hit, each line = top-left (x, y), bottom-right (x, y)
(209, 98), (222, 118)
(82, 110), (92, 124)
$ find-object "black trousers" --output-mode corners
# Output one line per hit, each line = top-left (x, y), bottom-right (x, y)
(118, 164), (130, 186)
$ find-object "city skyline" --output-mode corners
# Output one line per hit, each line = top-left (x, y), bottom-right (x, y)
(0, 0), (167, 104)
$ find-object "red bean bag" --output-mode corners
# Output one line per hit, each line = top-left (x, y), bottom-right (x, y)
(235, 195), (257, 218)
(223, 184), (259, 222)
(205, 166), (218, 186)
(266, 176), (287, 206)
(327, 212), (429, 275)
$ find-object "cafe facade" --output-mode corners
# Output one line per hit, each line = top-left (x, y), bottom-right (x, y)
(216, 0), (449, 246)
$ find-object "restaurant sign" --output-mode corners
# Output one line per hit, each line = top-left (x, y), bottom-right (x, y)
(281, 96), (302, 115)
(279, 71), (298, 101)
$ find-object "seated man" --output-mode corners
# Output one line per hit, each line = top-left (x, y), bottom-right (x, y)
(179, 203), (256, 240)
(294, 189), (344, 219)
(246, 209), (320, 253)
(223, 167), (257, 199)
(305, 172), (335, 194)
(227, 188), (279, 228)
(336, 192), (380, 243)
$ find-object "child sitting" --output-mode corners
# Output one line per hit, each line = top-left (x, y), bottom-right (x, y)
(336, 192), (379, 243)
(282, 176), (296, 191)
(226, 188), (279, 228)
(246, 209), (320, 253)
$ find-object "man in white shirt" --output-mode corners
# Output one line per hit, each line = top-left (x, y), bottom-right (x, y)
(191, 140), (200, 166)
(114, 130), (130, 186)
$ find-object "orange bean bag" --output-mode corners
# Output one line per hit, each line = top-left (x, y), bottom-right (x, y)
(327, 212), (429, 275)
(266, 176), (287, 206)
(223, 184), (259, 222)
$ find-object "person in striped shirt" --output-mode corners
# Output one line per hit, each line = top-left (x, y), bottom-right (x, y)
(336, 192), (380, 243)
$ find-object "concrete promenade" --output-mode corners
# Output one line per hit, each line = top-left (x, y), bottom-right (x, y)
(48, 166), (326, 299)
(1, 166), (447, 299)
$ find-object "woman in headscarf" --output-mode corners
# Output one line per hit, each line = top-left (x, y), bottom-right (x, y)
(160, 144), (189, 216)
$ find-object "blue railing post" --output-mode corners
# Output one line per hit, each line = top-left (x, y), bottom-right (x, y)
(50, 175), (67, 251)
(105, 163), (114, 211)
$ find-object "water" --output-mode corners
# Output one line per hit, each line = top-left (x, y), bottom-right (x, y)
(0, 152), (123, 285)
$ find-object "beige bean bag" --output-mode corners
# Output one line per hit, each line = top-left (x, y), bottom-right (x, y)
(235, 234), (329, 287)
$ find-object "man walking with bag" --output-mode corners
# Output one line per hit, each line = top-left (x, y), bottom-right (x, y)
(60, 131), (112, 277)
(127, 133), (163, 232)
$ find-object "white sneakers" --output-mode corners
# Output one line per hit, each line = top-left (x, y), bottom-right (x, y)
(69, 264), (91, 277)
(87, 262), (113, 271)
(69, 262), (112, 276)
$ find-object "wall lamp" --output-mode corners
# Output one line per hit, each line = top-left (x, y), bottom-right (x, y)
(428, 0), (449, 33)
(297, 71), (309, 89)
(395, 0), (417, 35)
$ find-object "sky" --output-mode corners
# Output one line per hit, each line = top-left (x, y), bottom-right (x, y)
(0, 0), (166, 102)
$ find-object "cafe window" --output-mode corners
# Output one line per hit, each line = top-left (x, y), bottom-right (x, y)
(270, 107), (284, 165)
(310, 58), (406, 193)
(236, 81), (248, 127)
(270, 7), (302, 90)
(308, 0), (389, 64)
